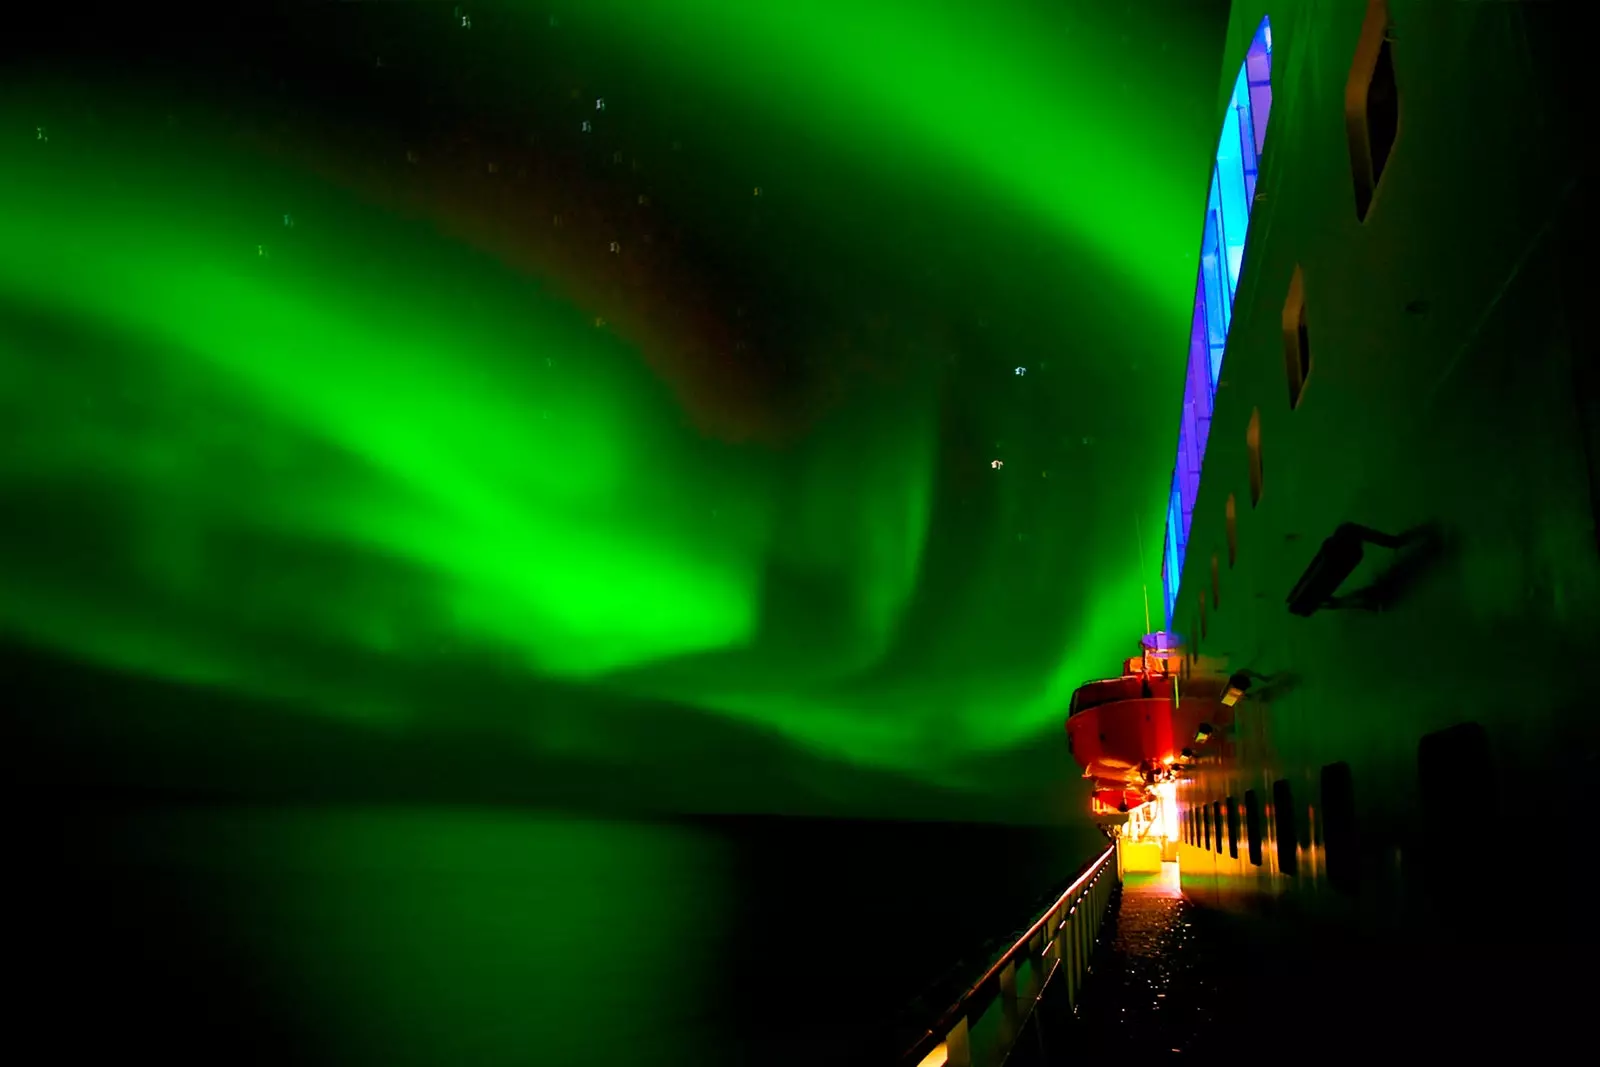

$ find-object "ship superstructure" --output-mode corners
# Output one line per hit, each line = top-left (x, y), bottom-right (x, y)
(1068, 0), (1593, 1019)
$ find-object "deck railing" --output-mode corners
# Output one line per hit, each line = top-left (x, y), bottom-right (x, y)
(899, 843), (1119, 1067)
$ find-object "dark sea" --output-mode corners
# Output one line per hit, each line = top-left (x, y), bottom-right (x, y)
(13, 804), (1103, 1066)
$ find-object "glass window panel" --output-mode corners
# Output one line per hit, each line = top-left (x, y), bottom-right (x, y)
(1161, 17), (1274, 630)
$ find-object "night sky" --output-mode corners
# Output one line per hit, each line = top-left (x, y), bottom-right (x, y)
(2, 1), (1232, 822)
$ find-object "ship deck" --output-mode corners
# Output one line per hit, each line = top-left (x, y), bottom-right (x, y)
(1002, 857), (1581, 1063)
(1067, 865), (1223, 1057)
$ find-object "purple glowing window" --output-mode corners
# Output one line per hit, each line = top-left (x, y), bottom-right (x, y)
(1162, 17), (1274, 628)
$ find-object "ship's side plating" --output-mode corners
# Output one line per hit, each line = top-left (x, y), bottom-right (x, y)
(1165, 0), (1594, 1036)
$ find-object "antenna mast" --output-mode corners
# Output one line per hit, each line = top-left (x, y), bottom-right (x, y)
(1134, 513), (1152, 636)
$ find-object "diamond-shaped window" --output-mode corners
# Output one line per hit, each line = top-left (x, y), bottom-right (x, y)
(1345, 0), (1401, 221)
(1282, 265), (1311, 409)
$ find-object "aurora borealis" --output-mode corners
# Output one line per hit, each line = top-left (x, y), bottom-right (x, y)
(2, 1), (1232, 817)
(1, 3), (1255, 1064)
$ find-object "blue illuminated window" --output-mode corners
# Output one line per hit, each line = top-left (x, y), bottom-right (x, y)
(1162, 17), (1274, 628)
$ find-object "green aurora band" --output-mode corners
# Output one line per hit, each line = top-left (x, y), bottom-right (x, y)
(0, 0), (1228, 809)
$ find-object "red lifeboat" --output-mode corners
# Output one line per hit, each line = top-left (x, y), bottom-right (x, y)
(1065, 634), (1227, 796)
(1066, 672), (1178, 785)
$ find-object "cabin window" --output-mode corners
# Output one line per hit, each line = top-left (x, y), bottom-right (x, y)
(1212, 801), (1224, 854)
(1272, 778), (1298, 875)
(1225, 494), (1237, 568)
(1244, 789), (1264, 866)
(1346, 0), (1400, 221)
(1247, 407), (1264, 507)
(1298, 789), (1315, 854)
(1210, 552), (1221, 611)
(1226, 796), (1241, 859)
(1321, 762), (1359, 894)
(1160, 16), (1275, 628)
(1203, 803), (1212, 850)
(1418, 722), (1495, 917)
(1283, 265), (1311, 409)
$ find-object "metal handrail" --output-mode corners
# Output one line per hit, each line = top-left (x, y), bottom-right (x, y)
(897, 843), (1118, 1066)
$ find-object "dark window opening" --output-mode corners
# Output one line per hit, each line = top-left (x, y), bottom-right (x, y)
(1203, 803), (1212, 850)
(1212, 801), (1224, 854)
(1346, 0), (1400, 221)
(1247, 408), (1264, 507)
(1226, 796), (1241, 859)
(1272, 778), (1298, 875)
(1244, 789), (1263, 866)
(1367, 39), (1399, 194)
(1418, 722), (1495, 916)
(1211, 552), (1221, 611)
(1320, 761), (1358, 894)
(1283, 265), (1311, 409)
(1225, 494), (1237, 568)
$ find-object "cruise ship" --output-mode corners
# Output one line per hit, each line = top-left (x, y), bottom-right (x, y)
(1046, 0), (1594, 1059)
